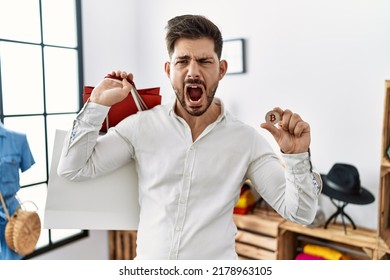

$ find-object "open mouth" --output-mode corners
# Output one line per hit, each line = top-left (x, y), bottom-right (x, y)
(186, 85), (204, 105)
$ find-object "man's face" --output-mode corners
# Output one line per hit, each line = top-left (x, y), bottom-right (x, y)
(165, 38), (227, 117)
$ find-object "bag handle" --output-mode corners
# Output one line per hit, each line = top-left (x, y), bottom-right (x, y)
(17, 199), (39, 212)
(130, 87), (148, 111)
(104, 74), (149, 129)
(0, 192), (39, 219)
(104, 73), (148, 111)
(0, 191), (11, 220)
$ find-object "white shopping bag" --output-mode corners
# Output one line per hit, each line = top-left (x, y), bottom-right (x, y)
(44, 129), (140, 230)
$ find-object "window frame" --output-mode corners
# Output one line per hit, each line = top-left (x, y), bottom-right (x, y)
(0, 0), (88, 259)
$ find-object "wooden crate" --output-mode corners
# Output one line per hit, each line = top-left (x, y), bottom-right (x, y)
(279, 221), (380, 259)
(109, 230), (137, 260)
(234, 208), (284, 260)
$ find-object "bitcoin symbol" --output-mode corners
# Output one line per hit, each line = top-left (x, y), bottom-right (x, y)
(265, 110), (280, 125)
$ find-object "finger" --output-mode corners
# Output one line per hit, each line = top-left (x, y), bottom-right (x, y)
(260, 122), (280, 139)
(127, 73), (134, 82)
(280, 109), (292, 132)
(288, 113), (301, 134)
(293, 121), (310, 137)
(108, 71), (130, 81)
(114, 70), (123, 79)
(118, 71), (134, 83)
(121, 71), (128, 79)
(121, 78), (133, 94)
(272, 107), (284, 116)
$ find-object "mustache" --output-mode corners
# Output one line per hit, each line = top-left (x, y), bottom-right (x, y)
(184, 79), (206, 88)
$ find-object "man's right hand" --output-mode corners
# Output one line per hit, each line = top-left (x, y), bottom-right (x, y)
(89, 70), (134, 106)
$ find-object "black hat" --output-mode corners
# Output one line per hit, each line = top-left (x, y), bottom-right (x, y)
(321, 163), (375, 205)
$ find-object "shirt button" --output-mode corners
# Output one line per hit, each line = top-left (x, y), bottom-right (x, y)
(180, 199), (186, 204)
(176, 227), (181, 232)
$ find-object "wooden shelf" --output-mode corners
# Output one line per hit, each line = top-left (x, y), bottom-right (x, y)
(381, 158), (390, 177)
(280, 222), (378, 250)
(278, 221), (379, 259)
(235, 208), (388, 260)
(379, 80), (390, 253)
(382, 157), (390, 168)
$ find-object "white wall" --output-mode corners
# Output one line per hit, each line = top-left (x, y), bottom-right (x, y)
(37, 0), (390, 259)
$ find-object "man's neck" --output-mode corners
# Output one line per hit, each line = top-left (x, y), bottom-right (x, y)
(175, 100), (221, 141)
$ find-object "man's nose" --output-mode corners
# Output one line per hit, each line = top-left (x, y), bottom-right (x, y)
(186, 61), (200, 79)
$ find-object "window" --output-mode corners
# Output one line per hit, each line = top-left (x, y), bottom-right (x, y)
(0, 0), (87, 258)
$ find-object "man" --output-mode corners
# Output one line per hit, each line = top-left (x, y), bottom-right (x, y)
(58, 14), (322, 259)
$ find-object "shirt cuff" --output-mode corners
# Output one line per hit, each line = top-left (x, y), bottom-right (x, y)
(77, 99), (110, 127)
(282, 152), (323, 195)
(281, 152), (311, 174)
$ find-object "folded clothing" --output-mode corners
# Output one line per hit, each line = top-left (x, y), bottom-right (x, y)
(303, 244), (343, 260)
(295, 252), (325, 260)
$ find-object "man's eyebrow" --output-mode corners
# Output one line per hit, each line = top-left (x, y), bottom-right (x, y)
(197, 56), (214, 62)
(174, 55), (214, 61)
(175, 55), (191, 60)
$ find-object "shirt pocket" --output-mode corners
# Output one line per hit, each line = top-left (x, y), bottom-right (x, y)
(0, 155), (21, 184)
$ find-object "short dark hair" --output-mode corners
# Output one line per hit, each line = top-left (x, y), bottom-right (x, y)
(165, 15), (223, 59)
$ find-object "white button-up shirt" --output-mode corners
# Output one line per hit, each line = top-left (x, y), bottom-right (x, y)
(58, 99), (321, 260)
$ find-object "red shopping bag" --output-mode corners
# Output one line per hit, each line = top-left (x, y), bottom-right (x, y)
(83, 74), (161, 132)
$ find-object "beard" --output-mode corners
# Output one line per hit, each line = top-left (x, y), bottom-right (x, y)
(173, 79), (218, 117)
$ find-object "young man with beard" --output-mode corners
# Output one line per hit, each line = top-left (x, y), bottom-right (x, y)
(58, 14), (322, 260)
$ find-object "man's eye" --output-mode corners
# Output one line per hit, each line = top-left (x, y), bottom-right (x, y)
(200, 59), (212, 64)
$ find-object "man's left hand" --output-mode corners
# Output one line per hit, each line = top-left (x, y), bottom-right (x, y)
(260, 107), (311, 154)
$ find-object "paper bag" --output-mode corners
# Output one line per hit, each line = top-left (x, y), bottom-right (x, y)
(83, 84), (161, 132)
(44, 129), (140, 230)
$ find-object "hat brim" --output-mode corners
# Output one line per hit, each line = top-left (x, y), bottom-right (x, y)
(320, 175), (375, 205)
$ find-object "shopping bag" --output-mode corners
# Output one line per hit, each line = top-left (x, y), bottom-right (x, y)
(44, 129), (140, 230)
(83, 75), (161, 132)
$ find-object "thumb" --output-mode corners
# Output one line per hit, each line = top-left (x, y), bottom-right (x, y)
(260, 122), (280, 140)
(121, 78), (133, 94)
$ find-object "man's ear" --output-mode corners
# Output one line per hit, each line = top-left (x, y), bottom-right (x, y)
(164, 61), (171, 78)
(219, 59), (228, 80)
